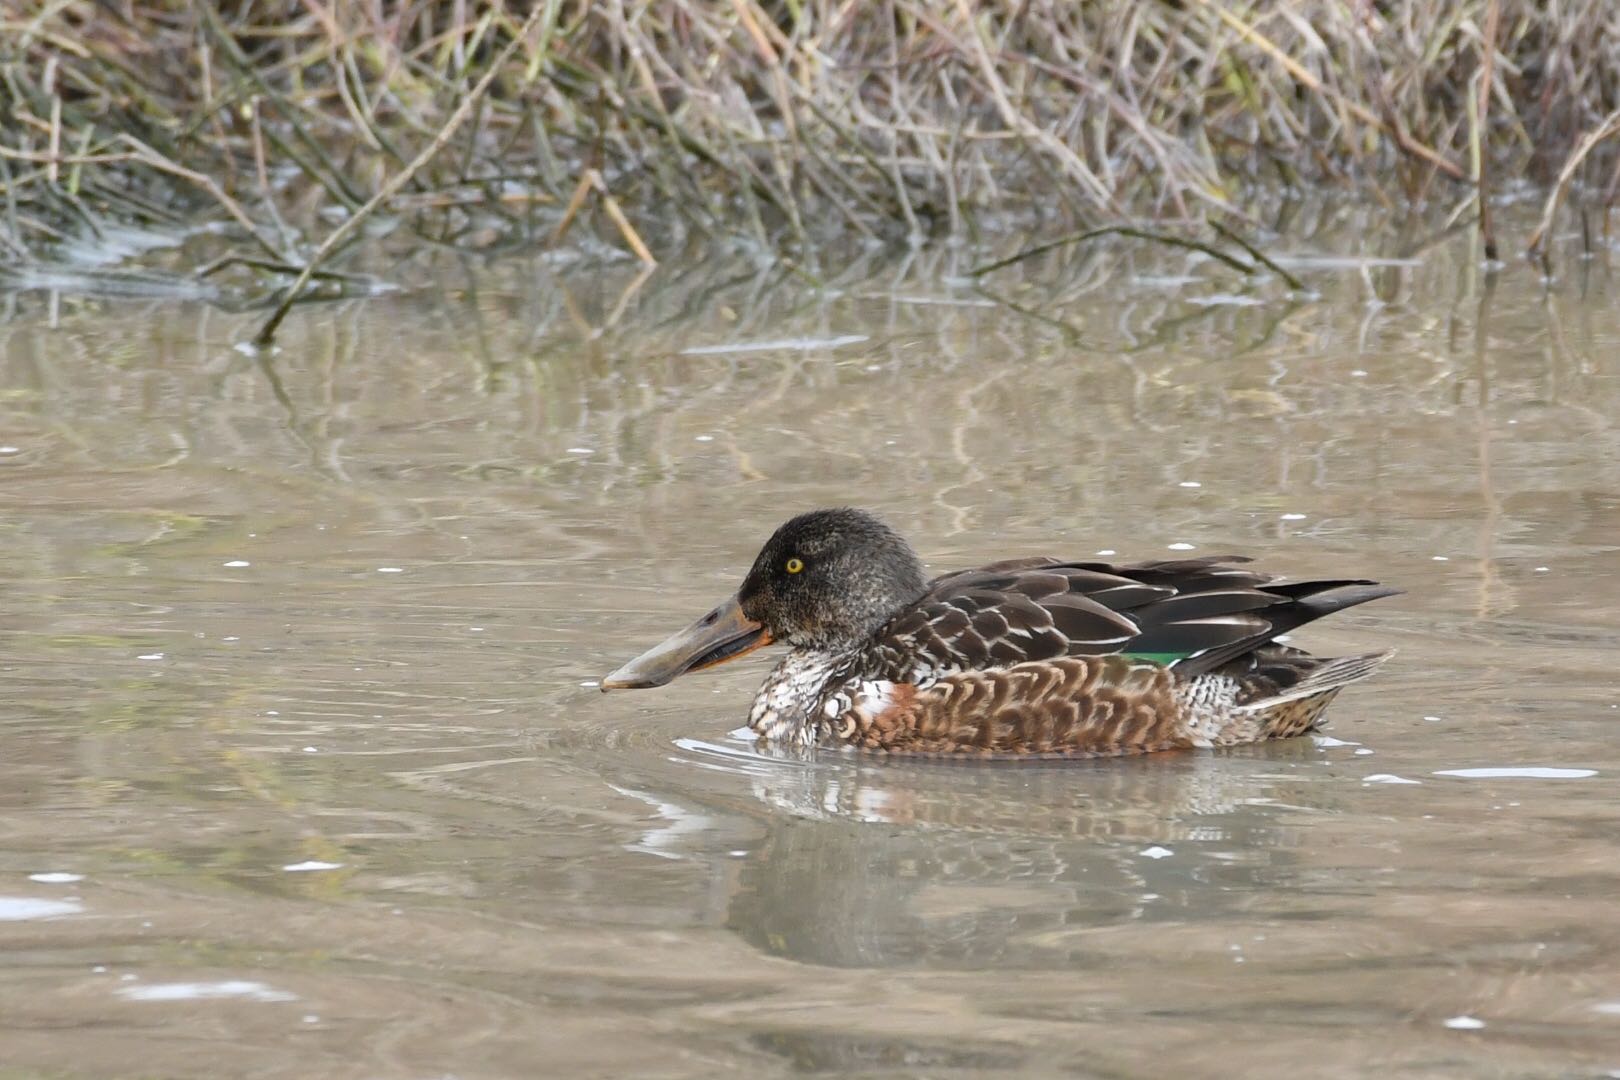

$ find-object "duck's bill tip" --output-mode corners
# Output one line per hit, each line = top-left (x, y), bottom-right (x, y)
(599, 594), (771, 692)
(599, 650), (684, 691)
(598, 669), (665, 692)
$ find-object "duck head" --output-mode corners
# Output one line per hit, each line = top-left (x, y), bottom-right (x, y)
(601, 508), (928, 690)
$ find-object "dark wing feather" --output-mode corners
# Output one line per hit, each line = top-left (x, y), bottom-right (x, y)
(865, 554), (1399, 680)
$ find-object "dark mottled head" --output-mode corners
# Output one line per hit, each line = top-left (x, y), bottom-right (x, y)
(601, 508), (927, 691)
(737, 508), (927, 649)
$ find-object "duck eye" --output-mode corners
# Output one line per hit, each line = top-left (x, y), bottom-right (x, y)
(785, 557), (805, 574)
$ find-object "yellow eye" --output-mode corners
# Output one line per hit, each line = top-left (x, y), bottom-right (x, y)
(785, 557), (805, 574)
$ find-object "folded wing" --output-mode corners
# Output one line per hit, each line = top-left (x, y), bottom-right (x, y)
(871, 555), (1400, 679)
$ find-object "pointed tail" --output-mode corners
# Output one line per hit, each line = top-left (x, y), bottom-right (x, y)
(1237, 650), (1394, 738)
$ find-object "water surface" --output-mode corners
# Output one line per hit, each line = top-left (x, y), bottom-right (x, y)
(2, 207), (1619, 1078)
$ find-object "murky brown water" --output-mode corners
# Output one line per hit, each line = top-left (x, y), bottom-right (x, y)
(3, 204), (1619, 1078)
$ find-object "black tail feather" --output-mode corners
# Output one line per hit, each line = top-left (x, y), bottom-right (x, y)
(1174, 580), (1401, 676)
(1292, 582), (1405, 614)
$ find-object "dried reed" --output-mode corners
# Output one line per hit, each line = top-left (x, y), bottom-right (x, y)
(3, 1), (1618, 325)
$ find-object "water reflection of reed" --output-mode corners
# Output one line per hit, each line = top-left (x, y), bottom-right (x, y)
(3, 207), (1614, 577)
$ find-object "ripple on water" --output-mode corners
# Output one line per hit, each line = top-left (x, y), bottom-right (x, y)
(608, 784), (718, 861)
(117, 981), (297, 1003)
(0, 897), (84, 920)
(678, 334), (869, 355)
(1433, 767), (1598, 779)
(671, 728), (825, 779)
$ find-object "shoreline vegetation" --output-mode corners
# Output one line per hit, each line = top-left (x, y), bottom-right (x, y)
(3, 1), (1618, 341)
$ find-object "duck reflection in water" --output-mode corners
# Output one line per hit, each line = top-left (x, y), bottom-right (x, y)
(693, 735), (1340, 969)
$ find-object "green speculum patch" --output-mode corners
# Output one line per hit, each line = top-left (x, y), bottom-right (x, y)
(1120, 652), (1192, 667)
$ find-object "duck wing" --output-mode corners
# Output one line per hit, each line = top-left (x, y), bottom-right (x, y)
(869, 555), (1399, 680)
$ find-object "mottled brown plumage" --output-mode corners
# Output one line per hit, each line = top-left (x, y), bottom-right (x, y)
(602, 509), (1399, 758)
(838, 658), (1187, 756)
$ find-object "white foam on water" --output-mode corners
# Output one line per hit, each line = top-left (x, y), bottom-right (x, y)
(1167, 542), (1196, 551)
(118, 980), (297, 1003)
(1314, 736), (1361, 748)
(223, 560), (250, 568)
(1139, 846), (1174, 859)
(1442, 1015), (1485, 1030)
(1363, 774), (1421, 785)
(1280, 512), (1307, 520)
(0, 897), (84, 920)
(137, 653), (164, 661)
(376, 567), (403, 573)
(282, 861), (344, 872)
(1592, 1001), (1620, 1015)
(28, 872), (83, 884)
(1434, 767), (1597, 780)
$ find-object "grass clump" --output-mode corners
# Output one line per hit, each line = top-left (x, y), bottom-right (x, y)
(2, 1), (1618, 302)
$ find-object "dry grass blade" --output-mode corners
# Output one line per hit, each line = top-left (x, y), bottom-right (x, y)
(1526, 107), (1620, 261)
(590, 169), (657, 266)
(1474, 0), (1501, 261)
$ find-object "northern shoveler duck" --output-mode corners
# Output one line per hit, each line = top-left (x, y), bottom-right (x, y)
(602, 508), (1399, 758)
